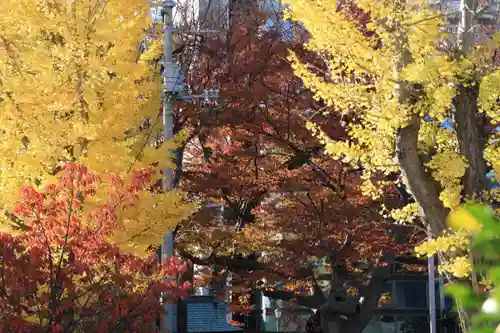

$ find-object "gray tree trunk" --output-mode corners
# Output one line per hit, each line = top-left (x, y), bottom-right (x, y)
(265, 257), (394, 333)
(320, 316), (364, 333)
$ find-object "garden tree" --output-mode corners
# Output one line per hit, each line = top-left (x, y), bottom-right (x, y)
(283, 0), (500, 330)
(0, 163), (191, 332)
(180, 130), (422, 333)
(0, 0), (196, 255)
(161, 3), (425, 332)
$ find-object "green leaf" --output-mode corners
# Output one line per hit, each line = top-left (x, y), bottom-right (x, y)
(488, 266), (500, 282)
(464, 203), (494, 225)
(446, 283), (482, 309)
(471, 312), (500, 328)
(470, 327), (498, 333)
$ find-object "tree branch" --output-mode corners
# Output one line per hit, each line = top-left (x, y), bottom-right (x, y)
(178, 247), (321, 282)
(178, 248), (268, 273)
(357, 254), (394, 327)
(262, 288), (326, 309)
(396, 115), (448, 235)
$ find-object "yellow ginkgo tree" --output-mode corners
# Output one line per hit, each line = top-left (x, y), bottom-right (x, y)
(0, 0), (196, 256)
(284, 0), (499, 331)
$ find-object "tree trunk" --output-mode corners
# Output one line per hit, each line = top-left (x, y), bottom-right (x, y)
(307, 311), (363, 333)
(320, 316), (363, 333)
(391, 3), (449, 236)
(454, 83), (488, 201)
(267, 277), (386, 333)
(451, 2), (488, 332)
(396, 116), (449, 236)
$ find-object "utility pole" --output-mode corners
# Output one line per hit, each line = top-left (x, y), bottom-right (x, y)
(161, 2), (177, 333)
(160, 1), (219, 332)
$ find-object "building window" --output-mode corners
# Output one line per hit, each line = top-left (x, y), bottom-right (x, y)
(363, 315), (430, 333)
(395, 281), (428, 309)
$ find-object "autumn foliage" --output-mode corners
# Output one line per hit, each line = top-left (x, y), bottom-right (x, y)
(171, 3), (420, 327)
(180, 4), (412, 253)
(0, 0), (196, 258)
(0, 163), (190, 332)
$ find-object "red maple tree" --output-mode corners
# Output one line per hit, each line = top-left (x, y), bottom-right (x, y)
(0, 163), (190, 333)
(167, 3), (426, 333)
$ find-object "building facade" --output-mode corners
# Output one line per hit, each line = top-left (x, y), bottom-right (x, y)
(173, 0), (231, 33)
(433, 0), (499, 43)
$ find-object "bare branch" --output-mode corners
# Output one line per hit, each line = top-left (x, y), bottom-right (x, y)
(262, 288), (325, 309)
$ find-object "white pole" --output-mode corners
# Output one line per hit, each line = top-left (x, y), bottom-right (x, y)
(160, 0), (176, 257)
(161, 1), (176, 333)
(428, 254), (437, 333)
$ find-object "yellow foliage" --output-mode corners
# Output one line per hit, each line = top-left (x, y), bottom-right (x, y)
(441, 256), (472, 278)
(485, 145), (500, 181)
(138, 39), (164, 63)
(415, 225), (475, 278)
(286, 0), (499, 222)
(415, 204), (489, 278)
(0, 0), (195, 256)
(447, 207), (482, 232)
(415, 229), (470, 257)
(387, 202), (420, 224)
(109, 189), (197, 258)
(426, 151), (468, 209)
(479, 68), (500, 122)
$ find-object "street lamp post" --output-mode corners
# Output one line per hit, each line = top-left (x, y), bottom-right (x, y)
(274, 308), (282, 332)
